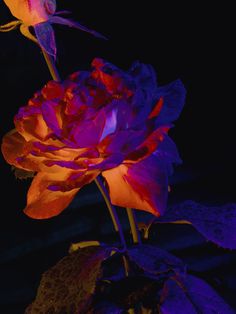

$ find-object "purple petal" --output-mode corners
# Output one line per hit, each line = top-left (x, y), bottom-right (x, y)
(34, 22), (56, 58)
(129, 61), (158, 93)
(41, 100), (62, 136)
(154, 135), (182, 175)
(155, 79), (186, 125)
(71, 110), (106, 147)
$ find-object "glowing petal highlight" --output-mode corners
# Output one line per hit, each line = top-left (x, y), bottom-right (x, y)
(1, 130), (28, 170)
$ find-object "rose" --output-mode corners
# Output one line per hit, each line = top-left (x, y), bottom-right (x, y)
(0, 0), (105, 57)
(2, 58), (186, 219)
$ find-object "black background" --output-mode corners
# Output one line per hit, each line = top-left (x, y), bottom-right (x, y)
(0, 1), (235, 313)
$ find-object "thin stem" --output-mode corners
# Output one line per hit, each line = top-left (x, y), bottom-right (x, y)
(42, 49), (61, 82)
(126, 208), (141, 244)
(95, 176), (127, 249)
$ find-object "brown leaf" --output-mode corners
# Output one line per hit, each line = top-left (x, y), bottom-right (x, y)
(25, 246), (112, 314)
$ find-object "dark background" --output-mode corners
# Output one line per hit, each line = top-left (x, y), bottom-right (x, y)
(0, 1), (235, 313)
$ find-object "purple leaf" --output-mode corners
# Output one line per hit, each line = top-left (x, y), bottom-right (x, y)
(34, 22), (56, 58)
(184, 275), (235, 314)
(160, 279), (197, 314)
(128, 244), (185, 276)
(156, 201), (236, 249)
(160, 275), (234, 314)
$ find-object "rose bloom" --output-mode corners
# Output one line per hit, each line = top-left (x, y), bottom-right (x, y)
(2, 59), (186, 219)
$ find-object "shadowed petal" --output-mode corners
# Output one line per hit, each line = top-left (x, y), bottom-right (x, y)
(102, 155), (169, 216)
(34, 22), (56, 57)
(155, 80), (186, 125)
(24, 172), (79, 219)
(129, 61), (158, 94)
(1, 129), (28, 169)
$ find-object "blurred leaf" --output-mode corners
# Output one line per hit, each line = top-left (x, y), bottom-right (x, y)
(154, 201), (236, 249)
(128, 244), (185, 276)
(25, 246), (113, 314)
(160, 275), (234, 314)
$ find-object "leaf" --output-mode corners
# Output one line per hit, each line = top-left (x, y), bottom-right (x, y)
(160, 279), (197, 314)
(184, 275), (235, 314)
(96, 275), (163, 310)
(160, 275), (235, 314)
(155, 200), (236, 249)
(128, 245), (185, 277)
(25, 246), (113, 314)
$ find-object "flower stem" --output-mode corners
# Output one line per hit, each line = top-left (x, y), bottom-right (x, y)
(95, 176), (127, 249)
(41, 49), (61, 82)
(126, 208), (141, 244)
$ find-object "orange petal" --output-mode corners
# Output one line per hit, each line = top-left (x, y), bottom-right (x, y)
(102, 155), (169, 216)
(1, 129), (54, 172)
(24, 172), (79, 219)
(3, 0), (49, 26)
